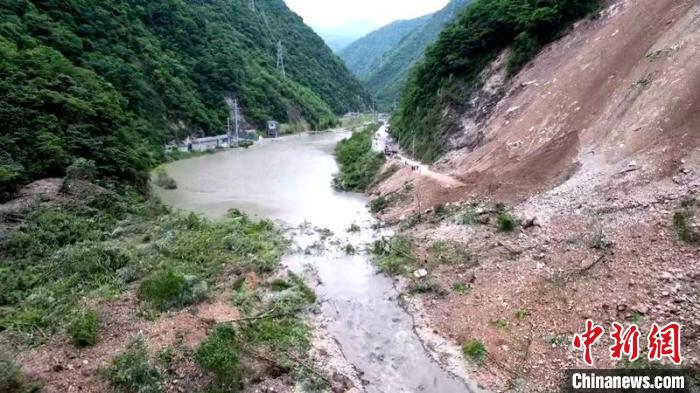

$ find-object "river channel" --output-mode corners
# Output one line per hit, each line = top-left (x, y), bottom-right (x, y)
(158, 131), (473, 393)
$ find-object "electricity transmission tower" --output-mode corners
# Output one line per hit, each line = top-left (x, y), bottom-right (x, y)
(276, 40), (286, 78)
(227, 99), (240, 147)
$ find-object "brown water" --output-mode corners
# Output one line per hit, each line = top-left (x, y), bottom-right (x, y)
(158, 131), (474, 393)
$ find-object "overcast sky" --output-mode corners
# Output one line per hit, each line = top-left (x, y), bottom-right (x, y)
(284, 0), (449, 37)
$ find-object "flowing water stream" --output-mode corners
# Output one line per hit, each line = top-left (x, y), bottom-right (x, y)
(158, 131), (474, 393)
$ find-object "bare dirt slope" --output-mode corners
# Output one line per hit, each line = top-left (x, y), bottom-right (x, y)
(371, 1), (700, 391)
(440, 0), (700, 201)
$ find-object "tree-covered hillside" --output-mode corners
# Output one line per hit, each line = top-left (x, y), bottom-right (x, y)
(340, 15), (431, 80)
(0, 0), (371, 199)
(392, 0), (600, 162)
(361, 0), (472, 110)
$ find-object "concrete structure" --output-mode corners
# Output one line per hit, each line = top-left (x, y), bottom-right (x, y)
(267, 120), (279, 138)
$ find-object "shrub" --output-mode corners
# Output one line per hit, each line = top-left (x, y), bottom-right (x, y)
(463, 340), (488, 365)
(371, 236), (415, 276)
(433, 203), (449, 217)
(497, 211), (517, 232)
(104, 338), (162, 393)
(153, 168), (177, 190)
(674, 209), (698, 244)
(103, 337), (163, 393)
(369, 196), (389, 213)
(0, 355), (40, 393)
(452, 282), (468, 293)
(270, 278), (294, 291)
(68, 309), (100, 347)
(345, 244), (356, 254)
(348, 224), (361, 233)
(64, 158), (97, 181)
(196, 325), (242, 392)
(138, 268), (207, 311)
(238, 140), (254, 149)
(408, 279), (445, 296)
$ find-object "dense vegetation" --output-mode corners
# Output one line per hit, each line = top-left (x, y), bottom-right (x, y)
(358, 0), (472, 110)
(333, 123), (385, 192)
(340, 15), (431, 80)
(0, 0), (371, 199)
(392, 0), (600, 162)
(0, 181), (286, 344)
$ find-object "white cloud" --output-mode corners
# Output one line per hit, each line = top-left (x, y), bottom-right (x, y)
(284, 0), (449, 36)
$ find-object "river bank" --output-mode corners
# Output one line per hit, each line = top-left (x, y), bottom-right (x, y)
(156, 129), (477, 392)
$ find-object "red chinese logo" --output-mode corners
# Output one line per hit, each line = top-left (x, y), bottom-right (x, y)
(648, 322), (682, 365)
(572, 320), (605, 366)
(610, 322), (641, 362)
(573, 321), (683, 366)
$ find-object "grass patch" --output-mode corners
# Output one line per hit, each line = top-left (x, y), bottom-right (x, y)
(162, 148), (216, 163)
(463, 340), (488, 365)
(103, 338), (162, 393)
(546, 335), (567, 347)
(371, 236), (415, 276)
(138, 268), (207, 311)
(68, 309), (100, 348)
(497, 211), (518, 232)
(452, 282), (468, 293)
(515, 309), (531, 320)
(408, 279), (445, 296)
(428, 241), (474, 266)
(333, 123), (385, 192)
(627, 311), (644, 324)
(489, 319), (508, 330)
(674, 205), (698, 244)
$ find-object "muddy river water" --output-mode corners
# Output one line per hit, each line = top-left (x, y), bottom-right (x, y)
(158, 131), (474, 392)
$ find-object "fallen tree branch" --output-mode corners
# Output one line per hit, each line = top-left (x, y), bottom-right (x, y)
(243, 346), (333, 387)
(215, 308), (282, 325)
(579, 253), (607, 274)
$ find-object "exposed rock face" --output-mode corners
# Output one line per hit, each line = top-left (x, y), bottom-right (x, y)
(444, 50), (510, 152)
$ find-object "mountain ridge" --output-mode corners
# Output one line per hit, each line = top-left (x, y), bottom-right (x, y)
(0, 0), (371, 198)
(341, 0), (472, 110)
(339, 14), (432, 80)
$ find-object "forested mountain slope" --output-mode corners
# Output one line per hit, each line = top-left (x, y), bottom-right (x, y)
(361, 0), (472, 110)
(0, 0), (371, 199)
(392, 0), (600, 161)
(339, 15), (431, 80)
